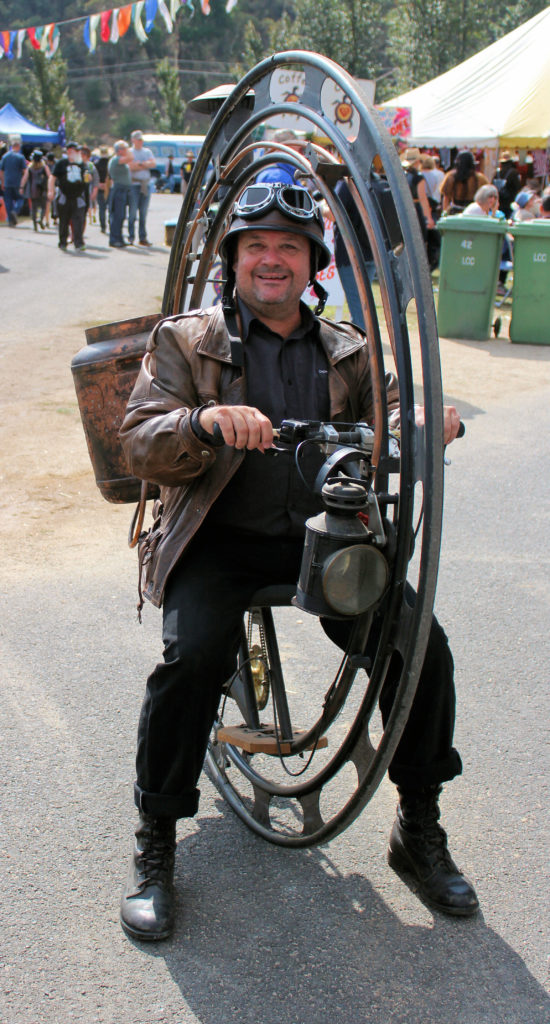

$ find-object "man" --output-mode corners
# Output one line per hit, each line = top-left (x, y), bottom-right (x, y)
(0, 135), (27, 226)
(119, 184), (478, 942)
(93, 145), (111, 234)
(52, 141), (88, 251)
(180, 149), (196, 198)
(107, 141), (131, 248)
(79, 144), (99, 229)
(127, 129), (155, 246)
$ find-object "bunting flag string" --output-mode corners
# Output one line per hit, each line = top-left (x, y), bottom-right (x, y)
(0, 0), (235, 59)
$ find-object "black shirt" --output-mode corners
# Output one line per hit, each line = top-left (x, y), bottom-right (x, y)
(53, 157), (86, 199)
(205, 299), (330, 537)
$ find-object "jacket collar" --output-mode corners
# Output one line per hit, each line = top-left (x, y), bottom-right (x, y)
(196, 302), (365, 366)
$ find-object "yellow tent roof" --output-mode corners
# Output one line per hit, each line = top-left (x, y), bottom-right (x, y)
(384, 7), (550, 148)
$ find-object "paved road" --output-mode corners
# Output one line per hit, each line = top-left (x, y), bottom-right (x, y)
(0, 199), (549, 1023)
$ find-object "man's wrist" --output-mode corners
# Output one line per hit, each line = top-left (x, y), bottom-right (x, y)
(190, 407), (224, 446)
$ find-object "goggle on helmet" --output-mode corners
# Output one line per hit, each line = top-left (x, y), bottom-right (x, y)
(219, 184), (331, 280)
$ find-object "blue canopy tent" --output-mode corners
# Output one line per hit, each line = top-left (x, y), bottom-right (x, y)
(0, 103), (59, 145)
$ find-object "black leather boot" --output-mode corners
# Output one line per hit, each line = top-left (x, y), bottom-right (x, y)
(388, 785), (479, 916)
(120, 813), (177, 941)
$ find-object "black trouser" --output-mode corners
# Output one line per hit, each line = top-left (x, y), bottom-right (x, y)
(134, 527), (461, 819)
(57, 195), (86, 247)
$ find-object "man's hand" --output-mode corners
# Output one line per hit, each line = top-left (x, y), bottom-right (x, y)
(198, 405), (273, 452)
(415, 404), (462, 444)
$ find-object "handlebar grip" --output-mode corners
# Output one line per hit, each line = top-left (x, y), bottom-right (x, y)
(457, 421), (465, 438)
(212, 423), (224, 444)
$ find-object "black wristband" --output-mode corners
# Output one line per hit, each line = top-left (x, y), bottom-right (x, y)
(190, 407), (225, 447)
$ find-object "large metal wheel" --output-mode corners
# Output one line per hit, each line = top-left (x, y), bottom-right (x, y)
(162, 52), (445, 846)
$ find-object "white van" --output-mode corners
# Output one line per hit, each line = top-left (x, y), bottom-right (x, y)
(142, 134), (206, 188)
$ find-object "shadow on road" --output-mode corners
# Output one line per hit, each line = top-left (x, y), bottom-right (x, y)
(136, 811), (550, 1024)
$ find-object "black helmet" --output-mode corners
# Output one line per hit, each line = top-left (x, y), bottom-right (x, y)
(32, 149), (43, 161)
(219, 184), (331, 277)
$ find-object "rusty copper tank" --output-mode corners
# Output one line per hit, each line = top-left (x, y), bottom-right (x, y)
(71, 313), (161, 503)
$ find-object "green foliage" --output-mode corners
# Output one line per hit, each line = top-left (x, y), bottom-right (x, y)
(21, 52), (85, 139)
(278, 0), (393, 81)
(150, 57), (186, 133)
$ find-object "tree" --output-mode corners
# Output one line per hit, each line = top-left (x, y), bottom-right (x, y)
(151, 58), (186, 133)
(275, 0), (393, 82)
(21, 52), (84, 140)
(386, 0), (549, 95)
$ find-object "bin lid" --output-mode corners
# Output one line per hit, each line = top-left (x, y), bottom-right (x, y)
(438, 216), (506, 235)
(510, 220), (550, 238)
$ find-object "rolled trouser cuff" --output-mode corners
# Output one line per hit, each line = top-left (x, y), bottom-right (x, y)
(134, 782), (200, 819)
(388, 748), (462, 789)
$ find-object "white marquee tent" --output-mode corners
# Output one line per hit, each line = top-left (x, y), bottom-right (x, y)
(384, 6), (550, 149)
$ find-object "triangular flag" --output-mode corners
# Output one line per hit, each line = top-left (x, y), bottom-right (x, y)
(46, 26), (60, 58)
(83, 14), (101, 52)
(169, 0), (182, 18)
(157, 0), (173, 30)
(110, 8), (120, 41)
(117, 5), (133, 38)
(16, 28), (26, 58)
(145, 0), (158, 32)
(40, 23), (54, 52)
(27, 26), (41, 50)
(101, 11), (112, 42)
(0, 31), (11, 58)
(225, 0), (238, 10)
(201, 0), (211, 13)
(133, 1), (148, 41)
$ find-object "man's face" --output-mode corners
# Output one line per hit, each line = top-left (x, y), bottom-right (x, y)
(233, 229), (311, 317)
(133, 136), (143, 150)
(67, 147), (79, 163)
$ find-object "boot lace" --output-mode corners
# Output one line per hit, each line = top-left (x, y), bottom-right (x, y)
(134, 821), (176, 892)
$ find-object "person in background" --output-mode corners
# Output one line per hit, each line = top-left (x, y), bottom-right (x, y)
(511, 191), (537, 222)
(180, 150), (196, 198)
(539, 195), (550, 219)
(256, 128), (307, 185)
(94, 145), (111, 234)
(165, 155), (176, 193)
(52, 141), (88, 252)
(494, 150), (521, 219)
(420, 154), (444, 270)
(127, 129), (155, 246)
(107, 140), (132, 248)
(462, 184), (500, 217)
(401, 148), (436, 267)
(333, 177), (376, 329)
(20, 150), (51, 231)
(440, 150), (488, 215)
(44, 152), (56, 226)
(80, 145), (100, 231)
(0, 135), (27, 226)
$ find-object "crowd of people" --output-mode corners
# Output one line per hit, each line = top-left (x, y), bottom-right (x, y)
(398, 145), (550, 276)
(0, 129), (171, 252)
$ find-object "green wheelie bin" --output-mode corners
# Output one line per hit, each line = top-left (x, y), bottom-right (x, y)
(437, 216), (507, 340)
(509, 221), (550, 345)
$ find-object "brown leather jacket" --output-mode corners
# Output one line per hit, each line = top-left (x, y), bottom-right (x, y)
(120, 303), (398, 607)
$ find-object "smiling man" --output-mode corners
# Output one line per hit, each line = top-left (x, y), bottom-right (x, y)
(118, 184), (476, 942)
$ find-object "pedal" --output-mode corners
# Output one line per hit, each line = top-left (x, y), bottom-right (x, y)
(216, 723), (328, 755)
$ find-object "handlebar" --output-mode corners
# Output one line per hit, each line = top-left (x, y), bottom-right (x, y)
(212, 417), (464, 448)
